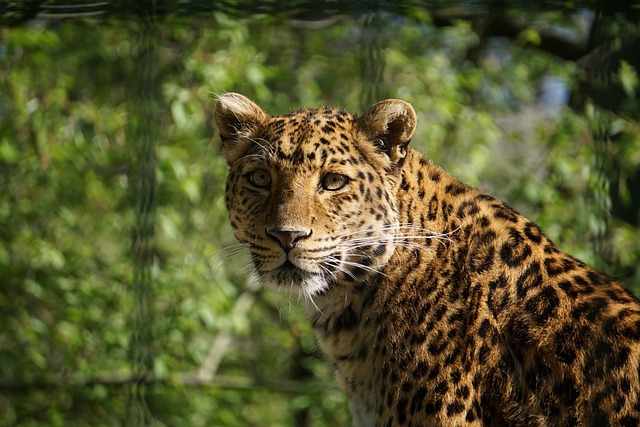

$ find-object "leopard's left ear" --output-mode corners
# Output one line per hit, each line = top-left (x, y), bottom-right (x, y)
(357, 99), (417, 163)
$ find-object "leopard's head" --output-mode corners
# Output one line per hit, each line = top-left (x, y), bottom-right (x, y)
(215, 93), (416, 297)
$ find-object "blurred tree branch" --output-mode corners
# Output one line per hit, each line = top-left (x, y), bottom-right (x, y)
(195, 283), (260, 383)
(433, 10), (590, 61)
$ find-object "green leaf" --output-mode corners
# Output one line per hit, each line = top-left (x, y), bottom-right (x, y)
(0, 139), (19, 163)
(619, 60), (638, 98)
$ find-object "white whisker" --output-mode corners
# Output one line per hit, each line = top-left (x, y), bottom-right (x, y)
(337, 258), (389, 278)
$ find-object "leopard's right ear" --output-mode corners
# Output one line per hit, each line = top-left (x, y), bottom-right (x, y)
(214, 93), (269, 165)
(357, 99), (417, 165)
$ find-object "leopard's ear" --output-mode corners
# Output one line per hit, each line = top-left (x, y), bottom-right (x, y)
(357, 99), (417, 164)
(214, 93), (269, 165)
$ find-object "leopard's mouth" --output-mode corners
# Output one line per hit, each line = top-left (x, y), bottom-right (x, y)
(256, 258), (328, 293)
(274, 261), (319, 283)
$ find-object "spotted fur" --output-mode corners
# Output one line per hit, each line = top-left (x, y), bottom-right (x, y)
(215, 93), (640, 426)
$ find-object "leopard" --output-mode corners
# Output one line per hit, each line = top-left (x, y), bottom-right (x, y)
(214, 92), (640, 426)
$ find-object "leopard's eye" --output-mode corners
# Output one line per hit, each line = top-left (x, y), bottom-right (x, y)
(321, 173), (349, 191)
(248, 169), (271, 188)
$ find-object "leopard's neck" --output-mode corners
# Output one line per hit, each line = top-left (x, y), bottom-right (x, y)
(396, 149), (476, 235)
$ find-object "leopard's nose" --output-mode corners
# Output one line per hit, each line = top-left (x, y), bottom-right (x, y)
(266, 228), (311, 252)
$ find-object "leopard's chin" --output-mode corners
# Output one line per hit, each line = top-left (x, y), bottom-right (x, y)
(278, 260), (299, 273)
(258, 263), (330, 297)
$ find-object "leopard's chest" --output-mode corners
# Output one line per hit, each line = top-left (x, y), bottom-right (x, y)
(319, 328), (381, 427)
(309, 288), (383, 421)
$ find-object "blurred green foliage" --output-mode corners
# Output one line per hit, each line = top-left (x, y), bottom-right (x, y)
(0, 6), (639, 427)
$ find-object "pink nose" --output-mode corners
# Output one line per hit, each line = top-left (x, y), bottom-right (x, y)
(266, 228), (311, 252)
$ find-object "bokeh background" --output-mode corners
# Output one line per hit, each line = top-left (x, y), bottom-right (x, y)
(1, 1), (639, 426)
